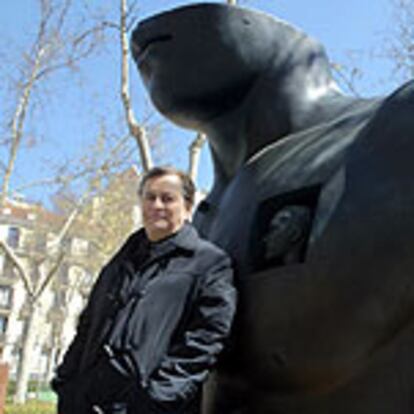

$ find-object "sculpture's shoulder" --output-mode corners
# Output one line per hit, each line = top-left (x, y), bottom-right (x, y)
(381, 80), (414, 106)
(346, 80), (414, 176)
(311, 80), (414, 260)
(359, 80), (414, 139)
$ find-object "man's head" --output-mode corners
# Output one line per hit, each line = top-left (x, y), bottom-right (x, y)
(138, 166), (195, 242)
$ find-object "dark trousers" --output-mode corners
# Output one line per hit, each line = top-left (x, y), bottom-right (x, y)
(56, 366), (201, 414)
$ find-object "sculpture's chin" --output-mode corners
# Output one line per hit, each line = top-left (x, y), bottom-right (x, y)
(156, 106), (205, 131)
(148, 74), (257, 130)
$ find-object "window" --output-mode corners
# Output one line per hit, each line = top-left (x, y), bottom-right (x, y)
(71, 238), (88, 256)
(0, 286), (12, 309)
(0, 316), (8, 334)
(53, 289), (67, 308)
(3, 260), (15, 279)
(46, 232), (59, 254)
(7, 227), (20, 248)
(34, 233), (46, 252)
(58, 262), (69, 284)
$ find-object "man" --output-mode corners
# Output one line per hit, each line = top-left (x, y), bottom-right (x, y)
(52, 166), (237, 414)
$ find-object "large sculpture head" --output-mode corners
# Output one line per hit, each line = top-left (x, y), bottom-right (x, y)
(131, 2), (338, 133)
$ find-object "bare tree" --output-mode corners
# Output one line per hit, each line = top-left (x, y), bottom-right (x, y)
(331, 61), (363, 97)
(341, 0), (414, 93)
(1, 205), (74, 403)
(1, 0), (107, 205)
(120, 0), (153, 172)
(386, 0), (414, 81)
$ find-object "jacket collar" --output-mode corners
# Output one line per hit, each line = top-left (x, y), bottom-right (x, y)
(148, 221), (198, 259)
(123, 221), (199, 264)
(117, 222), (199, 276)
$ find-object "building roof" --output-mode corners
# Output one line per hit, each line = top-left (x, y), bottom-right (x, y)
(0, 199), (63, 229)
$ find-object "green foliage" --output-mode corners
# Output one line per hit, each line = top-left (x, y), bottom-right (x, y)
(4, 401), (55, 414)
(6, 381), (52, 400)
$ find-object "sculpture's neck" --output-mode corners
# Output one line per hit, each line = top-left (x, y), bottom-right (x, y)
(281, 83), (364, 133)
(206, 88), (355, 171)
(203, 86), (371, 209)
(205, 112), (247, 183)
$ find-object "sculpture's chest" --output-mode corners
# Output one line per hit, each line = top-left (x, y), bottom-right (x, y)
(196, 125), (356, 276)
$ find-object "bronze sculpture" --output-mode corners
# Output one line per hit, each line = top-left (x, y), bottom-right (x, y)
(132, 3), (414, 413)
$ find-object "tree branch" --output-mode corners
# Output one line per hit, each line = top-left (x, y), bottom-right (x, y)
(0, 240), (34, 297)
(188, 132), (207, 182)
(33, 250), (65, 302)
(120, 0), (153, 172)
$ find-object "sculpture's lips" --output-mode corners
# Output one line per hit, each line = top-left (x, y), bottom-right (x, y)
(131, 3), (227, 66)
(131, 33), (173, 64)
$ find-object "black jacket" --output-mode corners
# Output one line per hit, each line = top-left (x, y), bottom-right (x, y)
(53, 223), (236, 414)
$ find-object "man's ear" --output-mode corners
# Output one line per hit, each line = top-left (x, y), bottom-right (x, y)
(185, 201), (194, 218)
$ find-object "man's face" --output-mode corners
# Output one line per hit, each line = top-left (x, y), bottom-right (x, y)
(141, 173), (192, 242)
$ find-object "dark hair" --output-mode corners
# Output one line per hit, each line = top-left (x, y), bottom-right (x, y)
(138, 166), (196, 206)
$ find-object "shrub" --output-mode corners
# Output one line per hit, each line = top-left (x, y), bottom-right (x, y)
(4, 401), (55, 414)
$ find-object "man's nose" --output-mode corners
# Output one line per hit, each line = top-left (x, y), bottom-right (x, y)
(152, 196), (164, 208)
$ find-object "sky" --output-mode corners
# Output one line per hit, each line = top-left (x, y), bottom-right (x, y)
(0, 0), (403, 206)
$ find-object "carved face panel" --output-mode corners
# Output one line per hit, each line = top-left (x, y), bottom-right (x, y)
(131, 3), (285, 129)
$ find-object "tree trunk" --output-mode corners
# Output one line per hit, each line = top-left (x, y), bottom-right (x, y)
(44, 344), (57, 383)
(120, 0), (153, 172)
(188, 132), (206, 182)
(14, 301), (39, 404)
